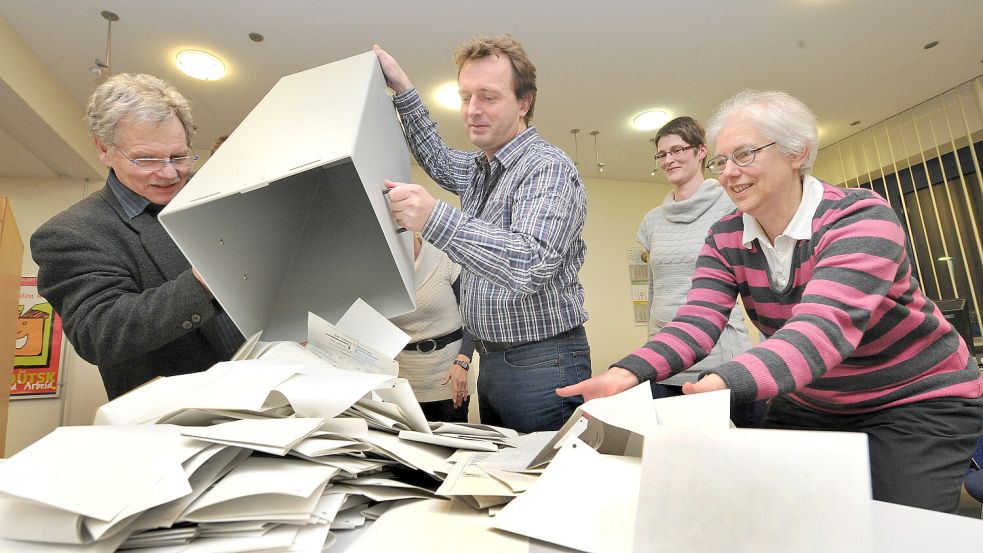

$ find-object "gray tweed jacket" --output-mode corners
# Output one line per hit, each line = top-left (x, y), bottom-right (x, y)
(31, 176), (243, 399)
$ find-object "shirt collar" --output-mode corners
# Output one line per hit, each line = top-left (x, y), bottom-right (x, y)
(105, 170), (154, 220)
(742, 174), (825, 248)
(473, 126), (539, 170)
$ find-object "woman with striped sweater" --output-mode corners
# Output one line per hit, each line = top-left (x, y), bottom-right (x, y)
(559, 90), (983, 513)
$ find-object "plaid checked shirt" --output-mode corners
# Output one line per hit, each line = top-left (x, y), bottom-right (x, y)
(394, 89), (588, 343)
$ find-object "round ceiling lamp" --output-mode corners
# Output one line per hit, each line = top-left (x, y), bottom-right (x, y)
(632, 110), (670, 131)
(433, 82), (460, 110)
(176, 49), (225, 81)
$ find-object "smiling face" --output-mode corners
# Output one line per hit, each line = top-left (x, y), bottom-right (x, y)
(95, 116), (191, 205)
(656, 134), (707, 189)
(458, 54), (531, 159)
(713, 113), (805, 230)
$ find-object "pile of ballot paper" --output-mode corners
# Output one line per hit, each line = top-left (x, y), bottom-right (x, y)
(2, 299), (982, 552)
(0, 303), (530, 552)
(341, 383), (983, 553)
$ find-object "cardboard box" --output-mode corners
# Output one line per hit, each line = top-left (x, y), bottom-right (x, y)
(0, 197), (25, 455)
(161, 52), (415, 341)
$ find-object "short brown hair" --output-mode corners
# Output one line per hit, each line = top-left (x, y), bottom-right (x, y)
(210, 135), (229, 156)
(655, 116), (706, 148)
(454, 34), (537, 124)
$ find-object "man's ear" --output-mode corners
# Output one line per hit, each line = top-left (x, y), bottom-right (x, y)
(94, 137), (113, 167)
(518, 94), (532, 121)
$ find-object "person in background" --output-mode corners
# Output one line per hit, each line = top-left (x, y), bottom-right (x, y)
(559, 90), (983, 513)
(638, 115), (762, 427)
(390, 233), (474, 422)
(374, 36), (590, 433)
(210, 135), (228, 156)
(31, 73), (244, 400)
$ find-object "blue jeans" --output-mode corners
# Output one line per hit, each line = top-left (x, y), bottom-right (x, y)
(476, 326), (591, 433)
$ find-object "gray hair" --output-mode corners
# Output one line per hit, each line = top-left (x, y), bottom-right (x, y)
(706, 90), (818, 176)
(86, 73), (195, 148)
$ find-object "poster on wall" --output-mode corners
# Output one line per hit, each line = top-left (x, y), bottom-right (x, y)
(12, 276), (63, 398)
(627, 248), (650, 327)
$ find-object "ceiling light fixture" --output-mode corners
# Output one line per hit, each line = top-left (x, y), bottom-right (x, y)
(433, 82), (460, 110)
(89, 10), (118, 81)
(176, 49), (226, 81)
(632, 110), (670, 131)
(570, 129), (580, 166)
(591, 130), (604, 173)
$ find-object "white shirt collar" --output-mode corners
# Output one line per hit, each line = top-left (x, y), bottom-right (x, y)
(742, 175), (824, 248)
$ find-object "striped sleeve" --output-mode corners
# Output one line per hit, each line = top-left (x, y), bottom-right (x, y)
(616, 225), (740, 383)
(708, 196), (910, 402)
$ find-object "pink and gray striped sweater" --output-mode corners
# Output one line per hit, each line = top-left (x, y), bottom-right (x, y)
(617, 182), (982, 413)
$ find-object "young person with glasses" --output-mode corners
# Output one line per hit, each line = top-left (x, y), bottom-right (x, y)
(636, 116), (761, 427)
(560, 90), (983, 513)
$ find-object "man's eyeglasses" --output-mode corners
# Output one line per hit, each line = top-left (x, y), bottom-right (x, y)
(117, 149), (199, 172)
(654, 144), (698, 162)
(706, 142), (776, 175)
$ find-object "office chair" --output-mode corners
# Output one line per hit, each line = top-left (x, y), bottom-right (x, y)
(964, 434), (983, 518)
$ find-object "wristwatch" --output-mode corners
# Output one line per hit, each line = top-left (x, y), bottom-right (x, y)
(453, 360), (470, 371)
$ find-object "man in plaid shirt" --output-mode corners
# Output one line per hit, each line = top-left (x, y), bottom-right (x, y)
(374, 36), (590, 432)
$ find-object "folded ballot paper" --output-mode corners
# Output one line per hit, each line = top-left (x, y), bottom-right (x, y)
(0, 425), (239, 545)
(94, 302), (407, 427)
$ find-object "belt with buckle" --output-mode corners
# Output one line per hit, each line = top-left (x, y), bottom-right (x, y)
(472, 325), (585, 355)
(403, 328), (464, 353)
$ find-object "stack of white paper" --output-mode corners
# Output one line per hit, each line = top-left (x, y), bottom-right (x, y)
(0, 425), (230, 547)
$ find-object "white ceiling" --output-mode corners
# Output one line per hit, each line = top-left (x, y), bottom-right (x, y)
(1, 0), (982, 183)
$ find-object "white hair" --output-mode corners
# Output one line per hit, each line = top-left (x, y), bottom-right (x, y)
(706, 90), (818, 176)
(87, 73), (194, 148)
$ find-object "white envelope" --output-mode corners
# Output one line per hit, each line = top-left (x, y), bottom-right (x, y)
(634, 427), (872, 553)
(494, 439), (640, 553)
(345, 498), (529, 553)
(181, 457), (338, 523)
(0, 425), (205, 522)
(180, 417), (325, 456)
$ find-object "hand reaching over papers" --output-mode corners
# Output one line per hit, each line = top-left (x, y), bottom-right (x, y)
(555, 366), (639, 401)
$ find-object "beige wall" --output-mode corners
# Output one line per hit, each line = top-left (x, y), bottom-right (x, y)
(0, 177), (107, 457)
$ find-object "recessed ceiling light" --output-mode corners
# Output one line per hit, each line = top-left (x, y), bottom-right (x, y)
(433, 82), (460, 110)
(176, 49), (225, 81)
(632, 110), (670, 131)
(248, 32), (264, 43)
(923, 41), (939, 50)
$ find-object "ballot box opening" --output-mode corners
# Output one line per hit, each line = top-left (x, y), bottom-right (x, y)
(163, 158), (414, 341)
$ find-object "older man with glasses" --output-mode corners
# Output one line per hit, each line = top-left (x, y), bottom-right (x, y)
(31, 73), (244, 400)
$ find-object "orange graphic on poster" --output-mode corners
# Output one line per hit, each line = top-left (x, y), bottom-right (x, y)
(12, 277), (62, 398)
(16, 306), (49, 356)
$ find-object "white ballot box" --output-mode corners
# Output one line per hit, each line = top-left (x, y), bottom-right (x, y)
(161, 51), (415, 341)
